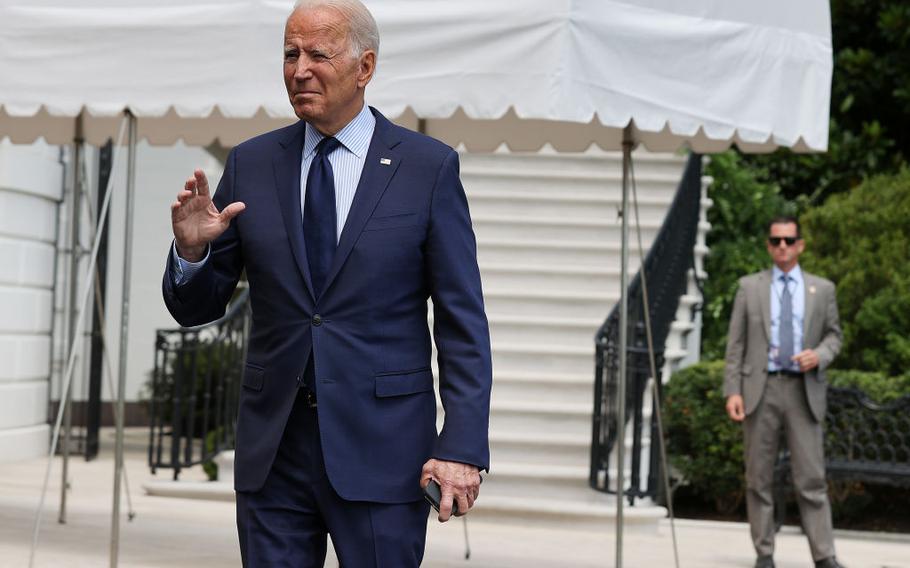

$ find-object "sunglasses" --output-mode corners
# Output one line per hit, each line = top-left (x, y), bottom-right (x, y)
(768, 236), (799, 246)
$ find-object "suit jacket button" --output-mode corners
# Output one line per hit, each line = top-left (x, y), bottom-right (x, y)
(312, 314), (323, 326)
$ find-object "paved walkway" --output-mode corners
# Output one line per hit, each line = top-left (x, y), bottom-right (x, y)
(1, 430), (908, 567)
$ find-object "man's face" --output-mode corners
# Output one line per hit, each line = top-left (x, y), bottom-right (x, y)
(283, 7), (375, 134)
(766, 222), (804, 271)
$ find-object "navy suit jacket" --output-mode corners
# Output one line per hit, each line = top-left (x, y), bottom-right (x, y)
(162, 108), (492, 503)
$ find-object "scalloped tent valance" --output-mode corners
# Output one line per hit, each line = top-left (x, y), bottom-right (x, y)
(0, 0), (832, 152)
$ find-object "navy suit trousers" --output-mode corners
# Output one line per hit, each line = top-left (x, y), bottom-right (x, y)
(236, 387), (430, 567)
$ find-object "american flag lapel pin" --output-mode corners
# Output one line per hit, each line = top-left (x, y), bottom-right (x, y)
(380, 158), (392, 165)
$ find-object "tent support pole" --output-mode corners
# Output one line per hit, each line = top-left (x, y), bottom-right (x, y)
(59, 113), (85, 525)
(110, 110), (137, 568)
(615, 125), (633, 568)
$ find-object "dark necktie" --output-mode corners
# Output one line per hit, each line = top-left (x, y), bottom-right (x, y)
(779, 275), (794, 370)
(304, 136), (341, 298)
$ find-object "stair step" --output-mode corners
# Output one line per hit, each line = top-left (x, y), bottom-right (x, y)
(489, 429), (591, 467)
(461, 152), (687, 185)
(479, 262), (618, 292)
(476, 237), (648, 268)
(466, 191), (710, 222)
(492, 370), (592, 405)
(483, 287), (618, 319)
(487, 401), (590, 439)
(471, 494), (666, 531)
(492, 344), (595, 376)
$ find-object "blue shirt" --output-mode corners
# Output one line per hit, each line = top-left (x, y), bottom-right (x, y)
(768, 264), (804, 371)
(172, 103), (376, 284)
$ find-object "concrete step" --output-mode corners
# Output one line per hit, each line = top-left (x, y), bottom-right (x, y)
(488, 314), (601, 349)
(479, 262), (619, 293)
(483, 287), (617, 319)
(466, 191), (700, 224)
(477, 237), (705, 269)
(489, 428), (591, 467)
(473, 216), (710, 246)
(488, 400), (590, 439)
(491, 370), (592, 406)
(478, 148), (681, 173)
(483, 287), (702, 322)
(482, 462), (592, 501)
(470, 493), (666, 531)
(492, 342), (595, 376)
(143, 451), (668, 533)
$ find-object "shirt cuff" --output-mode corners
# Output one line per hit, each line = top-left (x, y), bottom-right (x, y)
(170, 241), (210, 286)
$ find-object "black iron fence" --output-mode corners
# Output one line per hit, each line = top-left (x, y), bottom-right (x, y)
(148, 289), (251, 480)
(774, 388), (910, 526)
(590, 153), (703, 503)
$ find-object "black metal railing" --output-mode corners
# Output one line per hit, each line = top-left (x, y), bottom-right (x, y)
(774, 388), (910, 527)
(148, 288), (251, 480)
(590, 153), (703, 503)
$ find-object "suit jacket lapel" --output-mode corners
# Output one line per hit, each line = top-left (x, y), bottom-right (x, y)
(758, 270), (772, 341)
(272, 121), (316, 301)
(803, 273), (816, 341)
(321, 109), (402, 295)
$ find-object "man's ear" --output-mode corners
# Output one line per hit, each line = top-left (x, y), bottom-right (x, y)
(357, 50), (376, 88)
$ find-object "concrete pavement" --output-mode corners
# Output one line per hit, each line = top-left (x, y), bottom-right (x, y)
(1, 430), (907, 567)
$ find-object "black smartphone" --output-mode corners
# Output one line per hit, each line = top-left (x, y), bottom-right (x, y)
(422, 479), (458, 515)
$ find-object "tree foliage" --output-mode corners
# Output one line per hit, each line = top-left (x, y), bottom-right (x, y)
(741, 1), (910, 204)
(700, 153), (792, 360)
(800, 169), (910, 376)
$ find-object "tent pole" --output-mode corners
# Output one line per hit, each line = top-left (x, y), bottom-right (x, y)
(615, 125), (633, 568)
(59, 113), (85, 524)
(110, 110), (137, 568)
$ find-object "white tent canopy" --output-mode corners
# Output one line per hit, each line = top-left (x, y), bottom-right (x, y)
(0, 0), (832, 152)
(2, 2), (834, 566)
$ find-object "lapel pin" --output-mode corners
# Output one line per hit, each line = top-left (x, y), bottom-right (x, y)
(809, 285), (817, 294)
(380, 158), (392, 165)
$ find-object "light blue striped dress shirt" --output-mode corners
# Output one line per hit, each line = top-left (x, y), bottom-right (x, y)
(172, 103), (376, 283)
(768, 264), (804, 371)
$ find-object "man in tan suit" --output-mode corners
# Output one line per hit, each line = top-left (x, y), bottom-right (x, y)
(724, 216), (844, 568)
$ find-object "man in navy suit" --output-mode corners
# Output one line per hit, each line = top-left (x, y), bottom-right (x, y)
(163, 1), (492, 565)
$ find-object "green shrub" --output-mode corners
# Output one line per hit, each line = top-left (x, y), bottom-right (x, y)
(828, 369), (910, 403)
(701, 152), (794, 360)
(801, 169), (910, 377)
(663, 360), (744, 514)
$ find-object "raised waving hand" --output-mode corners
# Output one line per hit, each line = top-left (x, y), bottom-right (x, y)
(171, 169), (245, 261)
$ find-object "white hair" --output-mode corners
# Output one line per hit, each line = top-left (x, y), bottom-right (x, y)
(292, 0), (380, 58)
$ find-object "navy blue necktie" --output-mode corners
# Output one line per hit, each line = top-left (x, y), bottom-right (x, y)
(304, 136), (341, 298)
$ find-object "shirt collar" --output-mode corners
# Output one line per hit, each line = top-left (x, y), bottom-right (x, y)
(772, 264), (803, 284)
(303, 103), (375, 160)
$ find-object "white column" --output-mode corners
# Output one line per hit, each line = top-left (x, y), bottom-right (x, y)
(0, 140), (63, 462)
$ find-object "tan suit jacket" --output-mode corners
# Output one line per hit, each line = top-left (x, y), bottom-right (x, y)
(723, 268), (842, 421)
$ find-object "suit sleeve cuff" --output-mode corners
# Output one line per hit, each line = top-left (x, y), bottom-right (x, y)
(170, 241), (211, 286)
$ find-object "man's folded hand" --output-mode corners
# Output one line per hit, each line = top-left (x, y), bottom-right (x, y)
(420, 458), (481, 522)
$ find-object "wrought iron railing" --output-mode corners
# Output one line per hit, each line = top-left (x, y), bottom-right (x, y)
(590, 153), (703, 503)
(148, 288), (250, 480)
(774, 388), (910, 526)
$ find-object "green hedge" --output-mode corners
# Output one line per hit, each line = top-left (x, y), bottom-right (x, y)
(828, 369), (910, 403)
(663, 361), (744, 513)
(801, 168), (910, 377)
(663, 361), (910, 515)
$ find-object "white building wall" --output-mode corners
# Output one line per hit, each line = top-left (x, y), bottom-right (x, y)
(0, 139), (62, 462)
(99, 142), (223, 404)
